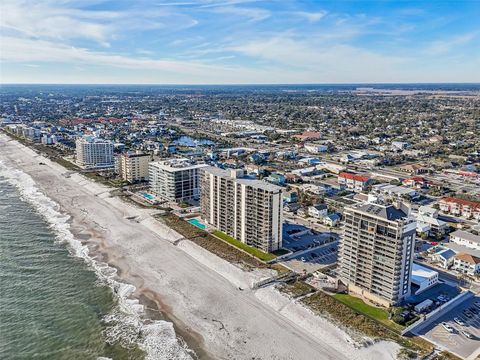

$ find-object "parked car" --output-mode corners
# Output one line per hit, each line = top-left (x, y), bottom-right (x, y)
(454, 317), (465, 326)
(442, 322), (455, 333)
(461, 330), (473, 339)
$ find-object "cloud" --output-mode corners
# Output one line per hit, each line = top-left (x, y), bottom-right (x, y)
(426, 32), (478, 55)
(0, 0), (198, 47)
(1, 0), (116, 46)
(230, 35), (411, 81)
(0, 35), (276, 83)
(211, 6), (270, 22)
(294, 11), (327, 23)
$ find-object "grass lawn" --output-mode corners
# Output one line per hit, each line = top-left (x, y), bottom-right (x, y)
(334, 293), (404, 332)
(212, 230), (277, 262)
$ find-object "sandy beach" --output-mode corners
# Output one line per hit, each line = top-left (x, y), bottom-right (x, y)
(0, 133), (401, 360)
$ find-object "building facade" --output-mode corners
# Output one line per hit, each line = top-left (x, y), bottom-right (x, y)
(339, 202), (417, 306)
(452, 253), (480, 276)
(117, 152), (151, 183)
(75, 137), (114, 169)
(338, 172), (371, 191)
(439, 197), (480, 220)
(149, 158), (207, 202)
(201, 167), (283, 252)
(449, 230), (480, 251)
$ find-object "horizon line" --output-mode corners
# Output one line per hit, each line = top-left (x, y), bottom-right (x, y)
(2, 82), (480, 86)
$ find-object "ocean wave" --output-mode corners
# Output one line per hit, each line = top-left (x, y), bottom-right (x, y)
(0, 161), (194, 360)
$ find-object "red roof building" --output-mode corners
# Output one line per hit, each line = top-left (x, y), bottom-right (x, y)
(439, 197), (480, 220)
(338, 172), (371, 191)
(293, 131), (322, 142)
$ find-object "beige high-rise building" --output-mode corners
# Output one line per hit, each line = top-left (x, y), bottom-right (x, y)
(75, 137), (114, 169)
(117, 152), (151, 183)
(149, 158), (208, 202)
(201, 167), (283, 252)
(339, 201), (416, 306)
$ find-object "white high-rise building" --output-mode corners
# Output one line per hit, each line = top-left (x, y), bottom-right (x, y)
(149, 158), (207, 202)
(75, 137), (114, 169)
(339, 201), (416, 306)
(201, 167), (283, 252)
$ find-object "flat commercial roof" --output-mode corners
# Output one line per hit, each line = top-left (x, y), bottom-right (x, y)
(150, 158), (208, 172)
(411, 263), (438, 284)
(204, 166), (283, 192)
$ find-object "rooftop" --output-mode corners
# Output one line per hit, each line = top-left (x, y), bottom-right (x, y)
(150, 158), (208, 171)
(441, 197), (480, 209)
(203, 166), (283, 192)
(450, 230), (480, 244)
(338, 172), (370, 182)
(455, 252), (480, 265)
(411, 263), (438, 284)
(349, 202), (408, 221)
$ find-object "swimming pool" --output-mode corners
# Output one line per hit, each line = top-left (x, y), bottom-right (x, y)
(142, 193), (155, 200)
(188, 218), (206, 230)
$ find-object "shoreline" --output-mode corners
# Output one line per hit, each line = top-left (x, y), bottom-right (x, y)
(0, 133), (401, 360)
(82, 226), (211, 360)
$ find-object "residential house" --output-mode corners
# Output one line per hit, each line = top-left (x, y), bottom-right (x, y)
(304, 143), (328, 154)
(265, 173), (286, 186)
(308, 204), (328, 218)
(429, 248), (456, 269)
(452, 253), (480, 276)
(283, 203), (301, 214)
(415, 206), (448, 236)
(283, 190), (298, 204)
(323, 213), (341, 227)
(285, 173), (302, 183)
(399, 164), (428, 175)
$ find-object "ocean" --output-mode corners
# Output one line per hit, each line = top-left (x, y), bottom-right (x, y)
(0, 161), (193, 360)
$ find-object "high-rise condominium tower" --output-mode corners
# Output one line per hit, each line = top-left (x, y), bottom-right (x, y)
(201, 167), (283, 252)
(75, 137), (114, 169)
(339, 201), (416, 306)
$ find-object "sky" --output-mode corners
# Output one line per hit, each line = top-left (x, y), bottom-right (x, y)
(1, 0), (479, 84)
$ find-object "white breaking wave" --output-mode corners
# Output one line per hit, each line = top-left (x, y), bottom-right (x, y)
(0, 161), (194, 360)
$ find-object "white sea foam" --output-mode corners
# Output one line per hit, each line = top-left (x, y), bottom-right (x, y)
(0, 161), (194, 360)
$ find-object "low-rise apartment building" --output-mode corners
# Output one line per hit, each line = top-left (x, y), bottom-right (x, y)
(439, 197), (480, 220)
(337, 172), (371, 191)
(449, 230), (480, 251)
(452, 253), (480, 276)
(149, 158), (208, 202)
(339, 201), (416, 306)
(201, 167), (283, 252)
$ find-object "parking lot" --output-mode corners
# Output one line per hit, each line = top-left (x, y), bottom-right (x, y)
(280, 242), (338, 273)
(415, 296), (480, 359)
